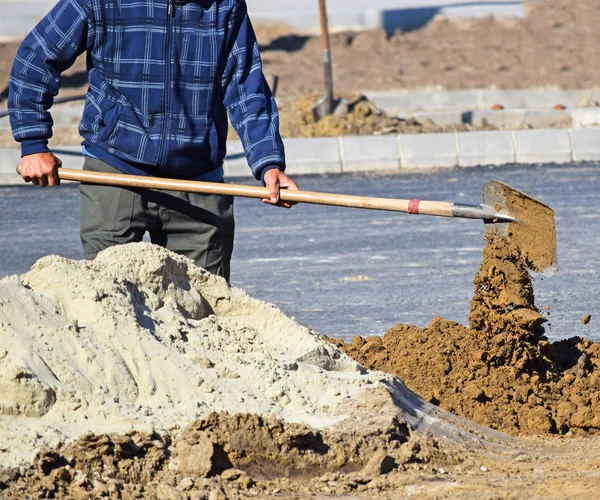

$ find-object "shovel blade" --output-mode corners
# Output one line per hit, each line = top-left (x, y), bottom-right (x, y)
(483, 180), (558, 276)
(311, 96), (349, 122)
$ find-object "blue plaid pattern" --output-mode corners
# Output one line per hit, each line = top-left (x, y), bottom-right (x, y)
(9, 0), (286, 180)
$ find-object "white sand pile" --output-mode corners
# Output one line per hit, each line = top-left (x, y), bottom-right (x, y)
(0, 244), (386, 467)
(0, 243), (505, 469)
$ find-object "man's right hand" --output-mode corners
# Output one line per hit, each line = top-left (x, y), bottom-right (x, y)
(17, 152), (62, 187)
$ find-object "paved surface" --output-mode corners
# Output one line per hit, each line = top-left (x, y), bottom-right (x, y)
(0, 0), (524, 41)
(1, 162), (598, 344)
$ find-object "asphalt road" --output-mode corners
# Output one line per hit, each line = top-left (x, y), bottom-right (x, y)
(1, 162), (598, 343)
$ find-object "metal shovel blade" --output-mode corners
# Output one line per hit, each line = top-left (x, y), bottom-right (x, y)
(311, 95), (349, 122)
(483, 180), (558, 276)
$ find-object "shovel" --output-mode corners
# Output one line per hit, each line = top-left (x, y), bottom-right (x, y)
(57, 168), (558, 276)
(311, 0), (348, 121)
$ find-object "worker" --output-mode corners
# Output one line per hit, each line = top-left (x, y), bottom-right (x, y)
(9, 0), (299, 281)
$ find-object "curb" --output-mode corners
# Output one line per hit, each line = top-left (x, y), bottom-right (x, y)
(1, 128), (599, 186)
(399, 108), (600, 130)
(368, 88), (600, 114)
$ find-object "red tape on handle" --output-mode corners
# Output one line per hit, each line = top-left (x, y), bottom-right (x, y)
(408, 199), (420, 215)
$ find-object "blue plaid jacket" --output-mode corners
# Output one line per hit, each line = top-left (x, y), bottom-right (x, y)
(9, 0), (286, 181)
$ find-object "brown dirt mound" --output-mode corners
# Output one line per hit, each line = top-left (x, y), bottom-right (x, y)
(257, 0), (600, 96)
(327, 230), (600, 436)
(274, 94), (493, 139)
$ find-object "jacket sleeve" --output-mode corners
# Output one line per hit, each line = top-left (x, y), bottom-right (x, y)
(8, 0), (92, 157)
(221, 0), (286, 182)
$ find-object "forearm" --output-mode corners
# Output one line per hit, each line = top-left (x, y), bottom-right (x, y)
(8, 0), (91, 156)
(221, 0), (286, 180)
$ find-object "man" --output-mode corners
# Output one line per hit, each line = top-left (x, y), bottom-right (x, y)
(9, 0), (298, 281)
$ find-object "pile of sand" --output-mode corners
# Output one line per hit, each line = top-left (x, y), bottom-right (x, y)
(329, 231), (600, 436)
(0, 244), (363, 465)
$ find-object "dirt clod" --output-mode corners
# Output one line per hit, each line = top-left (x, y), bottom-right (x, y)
(361, 451), (396, 477)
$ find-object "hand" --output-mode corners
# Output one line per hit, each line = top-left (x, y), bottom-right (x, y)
(17, 152), (62, 187)
(262, 168), (300, 209)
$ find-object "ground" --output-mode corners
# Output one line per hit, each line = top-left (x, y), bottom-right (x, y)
(255, 0), (599, 95)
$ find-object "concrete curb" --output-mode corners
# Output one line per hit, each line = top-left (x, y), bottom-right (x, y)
(368, 88), (600, 114)
(400, 107), (600, 130)
(364, 87), (600, 131)
(1, 128), (598, 185)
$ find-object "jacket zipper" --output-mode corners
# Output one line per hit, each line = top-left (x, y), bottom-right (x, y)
(159, 0), (176, 166)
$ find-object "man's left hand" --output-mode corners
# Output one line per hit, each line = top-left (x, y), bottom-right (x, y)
(262, 169), (300, 209)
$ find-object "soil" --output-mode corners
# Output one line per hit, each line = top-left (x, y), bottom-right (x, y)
(256, 0), (599, 96)
(3, 409), (600, 499)
(483, 180), (558, 276)
(0, 393), (431, 499)
(274, 94), (496, 139)
(327, 229), (600, 437)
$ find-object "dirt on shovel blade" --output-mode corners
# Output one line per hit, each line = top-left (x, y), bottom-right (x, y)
(484, 180), (558, 275)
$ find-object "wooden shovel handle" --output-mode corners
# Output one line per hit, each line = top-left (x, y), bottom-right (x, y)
(318, 0), (335, 110)
(58, 167), (454, 217)
(318, 0), (331, 53)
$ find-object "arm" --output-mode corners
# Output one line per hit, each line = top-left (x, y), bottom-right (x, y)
(9, 0), (92, 186)
(221, 0), (299, 206)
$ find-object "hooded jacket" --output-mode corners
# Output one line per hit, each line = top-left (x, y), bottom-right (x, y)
(9, 0), (286, 181)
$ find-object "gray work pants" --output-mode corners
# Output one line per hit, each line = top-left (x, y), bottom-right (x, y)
(79, 157), (235, 281)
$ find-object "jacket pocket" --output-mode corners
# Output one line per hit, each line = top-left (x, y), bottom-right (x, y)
(101, 102), (159, 166)
(99, 102), (123, 142)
